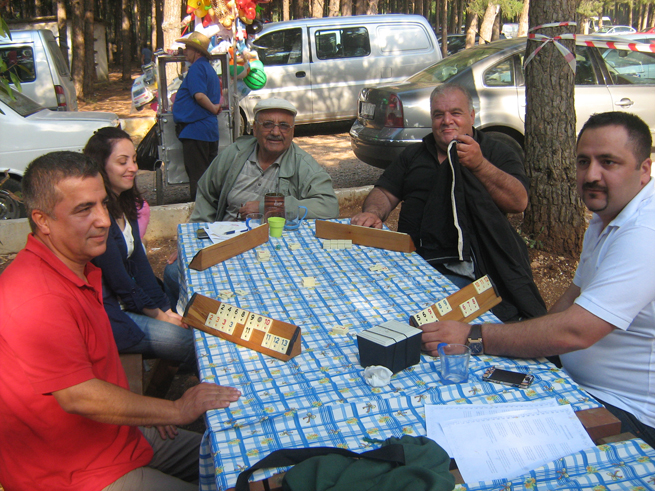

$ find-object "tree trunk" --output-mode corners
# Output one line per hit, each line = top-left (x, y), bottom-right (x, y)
(312, 0), (324, 17)
(465, 10), (477, 48)
(294, 0), (304, 19)
(83, 0), (95, 98)
(163, 0), (182, 83)
(71, 0), (84, 97)
(327, 0), (338, 17)
(435, 0), (441, 38)
(441, 0), (447, 58)
(121, 0), (132, 81)
(415, 0), (423, 17)
(57, 0), (69, 69)
(479, 3), (499, 44)
(367, 0), (378, 14)
(491, 7), (501, 41)
(282, 0), (290, 20)
(449, 0), (457, 34)
(355, 0), (367, 15)
(518, 0), (530, 37)
(523, 0), (585, 256)
(341, 0), (352, 16)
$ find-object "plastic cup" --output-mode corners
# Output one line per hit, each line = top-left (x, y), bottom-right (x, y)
(284, 205), (308, 230)
(268, 217), (286, 237)
(438, 343), (471, 384)
(245, 213), (263, 230)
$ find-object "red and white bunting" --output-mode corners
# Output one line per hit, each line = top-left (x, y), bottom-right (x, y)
(581, 39), (655, 53)
(525, 33), (577, 73)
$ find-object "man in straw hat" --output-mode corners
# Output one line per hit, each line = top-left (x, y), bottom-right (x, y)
(173, 31), (223, 199)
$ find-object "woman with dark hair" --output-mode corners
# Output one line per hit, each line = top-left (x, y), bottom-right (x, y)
(84, 127), (195, 371)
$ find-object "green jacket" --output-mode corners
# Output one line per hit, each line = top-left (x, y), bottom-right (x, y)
(191, 136), (340, 223)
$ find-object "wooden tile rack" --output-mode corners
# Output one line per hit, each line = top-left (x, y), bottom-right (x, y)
(315, 220), (415, 253)
(183, 293), (302, 361)
(409, 275), (502, 326)
(189, 224), (269, 271)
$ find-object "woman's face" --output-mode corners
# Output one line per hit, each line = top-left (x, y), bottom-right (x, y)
(105, 138), (137, 196)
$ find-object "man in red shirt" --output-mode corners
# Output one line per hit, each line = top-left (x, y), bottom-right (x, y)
(0, 151), (240, 491)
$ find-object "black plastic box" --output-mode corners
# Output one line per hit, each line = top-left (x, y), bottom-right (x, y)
(357, 320), (422, 373)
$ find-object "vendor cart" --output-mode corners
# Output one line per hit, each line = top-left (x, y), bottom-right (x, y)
(149, 52), (238, 205)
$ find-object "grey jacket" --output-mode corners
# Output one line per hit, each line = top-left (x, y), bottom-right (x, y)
(191, 136), (339, 223)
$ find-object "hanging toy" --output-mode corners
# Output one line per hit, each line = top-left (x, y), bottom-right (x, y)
(243, 59), (267, 90)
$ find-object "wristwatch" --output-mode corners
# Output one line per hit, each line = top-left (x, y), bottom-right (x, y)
(466, 324), (484, 355)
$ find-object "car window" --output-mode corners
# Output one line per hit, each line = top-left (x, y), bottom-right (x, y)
(0, 88), (44, 116)
(378, 25), (431, 53)
(0, 46), (36, 83)
(600, 48), (655, 84)
(514, 45), (598, 86)
(408, 46), (506, 84)
(315, 27), (370, 60)
(253, 28), (303, 66)
(484, 58), (514, 86)
(574, 46), (599, 85)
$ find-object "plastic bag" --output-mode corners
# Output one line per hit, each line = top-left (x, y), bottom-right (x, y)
(136, 123), (160, 171)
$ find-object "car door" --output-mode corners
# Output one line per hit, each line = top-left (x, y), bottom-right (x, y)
(598, 46), (655, 142)
(308, 25), (374, 122)
(516, 45), (614, 135)
(244, 27), (312, 124)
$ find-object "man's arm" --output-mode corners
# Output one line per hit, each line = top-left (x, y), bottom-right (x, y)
(350, 187), (401, 228)
(549, 283), (581, 314)
(194, 92), (222, 116)
(421, 303), (615, 358)
(455, 134), (528, 213)
(53, 378), (240, 427)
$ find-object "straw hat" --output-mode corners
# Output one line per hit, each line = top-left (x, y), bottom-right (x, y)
(175, 32), (211, 58)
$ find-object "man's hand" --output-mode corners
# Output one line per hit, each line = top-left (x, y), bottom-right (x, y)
(454, 134), (485, 172)
(155, 424), (179, 440)
(452, 133), (528, 213)
(350, 212), (383, 228)
(239, 201), (260, 219)
(420, 321), (471, 356)
(167, 248), (178, 265)
(173, 383), (241, 425)
(350, 187), (400, 228)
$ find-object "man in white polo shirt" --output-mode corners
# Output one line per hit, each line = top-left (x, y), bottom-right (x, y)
(421, 111), (655, 446)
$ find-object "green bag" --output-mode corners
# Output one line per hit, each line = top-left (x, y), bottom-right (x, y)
(235, 435), (455, 491)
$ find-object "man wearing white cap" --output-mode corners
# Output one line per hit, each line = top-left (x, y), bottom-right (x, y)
(190, 97), (339, 222)
(172, 31), (222, 199)
(163, 98), (339, 307)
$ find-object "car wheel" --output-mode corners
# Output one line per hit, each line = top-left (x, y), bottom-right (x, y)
(0, 177), (26, 220)
(239, 108), (251, 135)
(484, 131), (524, 160)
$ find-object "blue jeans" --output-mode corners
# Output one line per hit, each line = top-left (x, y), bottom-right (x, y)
(122, 311), (196, 373)
(163, 260), (181, 313)
(596, 396), (655, 447)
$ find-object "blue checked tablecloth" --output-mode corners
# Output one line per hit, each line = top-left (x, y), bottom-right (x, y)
(176, 219), (603, 491)
(460, 438), (655, 490)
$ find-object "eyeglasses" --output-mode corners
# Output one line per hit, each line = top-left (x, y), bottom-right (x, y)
(257, 120), (294, 133)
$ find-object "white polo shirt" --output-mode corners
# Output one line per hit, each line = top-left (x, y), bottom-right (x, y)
(561, 179), (655, 428)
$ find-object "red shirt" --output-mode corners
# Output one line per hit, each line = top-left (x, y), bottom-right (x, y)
(0, 235), (153, 491)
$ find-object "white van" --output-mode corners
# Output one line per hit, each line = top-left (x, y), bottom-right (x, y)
(241, 14), (441, 130)
(0, 29), (78, 111)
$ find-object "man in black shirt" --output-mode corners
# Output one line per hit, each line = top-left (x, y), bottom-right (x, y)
(351, 84), (545, 321)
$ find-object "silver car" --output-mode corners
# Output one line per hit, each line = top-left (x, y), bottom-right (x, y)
(351, 36), (655, 168)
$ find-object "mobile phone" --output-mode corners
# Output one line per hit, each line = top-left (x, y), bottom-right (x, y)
(482, 367), (534, 389)
(196, 228), (209, 240)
